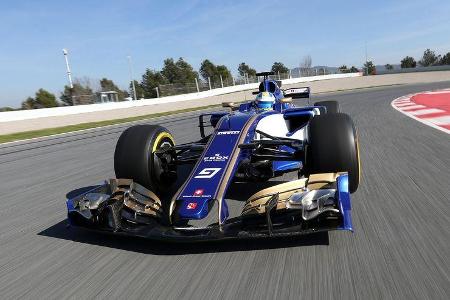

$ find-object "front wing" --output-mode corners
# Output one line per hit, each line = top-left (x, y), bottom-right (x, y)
(66, 173), (353, 242)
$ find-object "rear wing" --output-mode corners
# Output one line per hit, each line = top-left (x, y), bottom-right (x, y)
(283, 87), (310, 99)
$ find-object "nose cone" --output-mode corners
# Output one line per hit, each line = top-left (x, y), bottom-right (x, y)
(177, 197), (213, 220)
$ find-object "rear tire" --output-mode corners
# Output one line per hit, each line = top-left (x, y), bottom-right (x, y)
(114, 125), (176, 193)
(306, 113), (360, 193)
(313, 100), (340, 114)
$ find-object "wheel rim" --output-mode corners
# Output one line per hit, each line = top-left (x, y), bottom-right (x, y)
(151, 133), (175, 185)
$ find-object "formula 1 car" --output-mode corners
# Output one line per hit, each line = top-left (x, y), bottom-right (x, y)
(66, 72), (360, 241)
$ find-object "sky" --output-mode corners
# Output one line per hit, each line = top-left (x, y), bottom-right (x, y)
(0, 0), (449, 108)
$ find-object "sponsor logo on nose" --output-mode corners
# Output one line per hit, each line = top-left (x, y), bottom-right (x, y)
(194, 189), (204, 196)
(217, 130), (240, 135)
(187, 202), (197, 210)
(204, 153), (229, 162)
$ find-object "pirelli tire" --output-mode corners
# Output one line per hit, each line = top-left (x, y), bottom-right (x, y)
(114, 125), (176, 194)
(313, 100), (340, 114)
(307, 113), (360, 193)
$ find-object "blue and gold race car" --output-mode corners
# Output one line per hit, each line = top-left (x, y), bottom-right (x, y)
(66, 72), (360, 241)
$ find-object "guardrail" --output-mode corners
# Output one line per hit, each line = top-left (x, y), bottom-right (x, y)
(0, 73), (362, 123)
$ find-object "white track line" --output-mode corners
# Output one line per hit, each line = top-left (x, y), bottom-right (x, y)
(425, 115), (450, 125)
(395, 102), (415, 107)
(410, 108), (445, 115)
(401, 105), (427, 110)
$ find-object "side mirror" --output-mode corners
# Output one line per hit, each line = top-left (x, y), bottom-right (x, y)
(280, 97), (292, 103)
(222, 102), (237, 110)
(283, 87), (310, 99)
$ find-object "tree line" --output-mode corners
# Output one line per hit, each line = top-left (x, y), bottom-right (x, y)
(130, 59), (289, 99)
(362, 48), (450, 75)
(400, 49), (450, 68)
(6, 57), (289, 111)
(5, 77), (129, 110)
(2, 59), (288, 110)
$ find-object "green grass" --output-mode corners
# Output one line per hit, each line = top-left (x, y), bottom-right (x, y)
(0, 104), (221, 144)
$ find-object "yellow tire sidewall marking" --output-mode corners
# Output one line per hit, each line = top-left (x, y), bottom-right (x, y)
(152, 132), (174, 153)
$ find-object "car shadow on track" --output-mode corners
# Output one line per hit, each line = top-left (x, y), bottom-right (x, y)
(38, 220), (329, 255)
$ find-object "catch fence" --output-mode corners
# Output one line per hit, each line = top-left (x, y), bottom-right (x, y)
(158, 67), (336, 97)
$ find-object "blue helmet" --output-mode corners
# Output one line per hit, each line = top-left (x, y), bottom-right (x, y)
(255, 92), (276, 110)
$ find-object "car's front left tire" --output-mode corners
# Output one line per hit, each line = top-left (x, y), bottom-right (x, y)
(114, 125), (177, 194)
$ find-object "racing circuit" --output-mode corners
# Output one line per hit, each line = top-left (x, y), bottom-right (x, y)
(0, 82), (449, 299)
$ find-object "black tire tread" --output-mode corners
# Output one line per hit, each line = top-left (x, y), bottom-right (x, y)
(307, 113), (360, 193)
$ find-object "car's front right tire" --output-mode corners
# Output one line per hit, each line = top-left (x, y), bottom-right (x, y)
(306, 113), (360, 193)
(313, 100), (340, 114)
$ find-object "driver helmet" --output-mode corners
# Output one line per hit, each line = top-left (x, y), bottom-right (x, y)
(255, 92), (276, 110)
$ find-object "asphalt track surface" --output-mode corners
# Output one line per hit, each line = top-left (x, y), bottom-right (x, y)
(0, 82), (449, 299)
